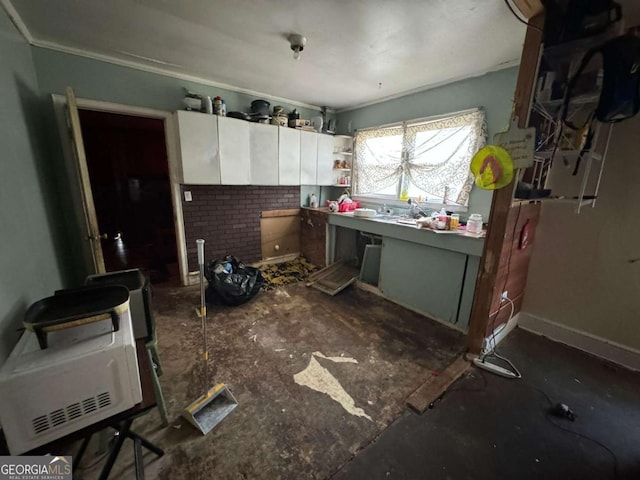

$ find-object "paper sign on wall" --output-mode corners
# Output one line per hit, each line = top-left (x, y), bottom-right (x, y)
(493, 116), (536, 169)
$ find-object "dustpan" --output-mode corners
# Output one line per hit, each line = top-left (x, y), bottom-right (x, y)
(183, 239), (238, 435)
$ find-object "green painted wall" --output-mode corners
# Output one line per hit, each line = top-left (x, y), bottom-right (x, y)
(30, 47), (322, 119)
(29, 47), (330, 282)
(336, 68), (519, 220)
(0, 11), (67, 363)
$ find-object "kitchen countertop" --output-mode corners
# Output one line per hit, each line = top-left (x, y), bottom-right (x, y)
(328, 211), (484, 257)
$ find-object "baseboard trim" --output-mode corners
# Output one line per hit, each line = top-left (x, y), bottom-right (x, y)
(483, 313), (520, 353)
(518, 312), (640, 372)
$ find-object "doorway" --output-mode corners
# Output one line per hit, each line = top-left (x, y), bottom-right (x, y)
(78, 109), (178, 283)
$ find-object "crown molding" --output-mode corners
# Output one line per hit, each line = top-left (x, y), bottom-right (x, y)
(2, 0), (330, 113)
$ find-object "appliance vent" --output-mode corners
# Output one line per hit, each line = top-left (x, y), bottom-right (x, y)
(32, 415), (49, 434)
(67, 402), (82, 420)
(50, 409), (66, 426)
(82, 397), (97, 414)
(31, 392), (112, 436)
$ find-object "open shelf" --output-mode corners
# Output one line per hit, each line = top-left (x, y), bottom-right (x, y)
(534, 150), (603, 162)
(334, 151), (353, 155)
(333, 168), (351, 171)
(513, 197), (596, 209)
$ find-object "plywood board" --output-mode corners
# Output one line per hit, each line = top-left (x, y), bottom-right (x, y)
(260, 215), (300, 259)
(406, 356), (470, 414)
(261, 208), (300, 218)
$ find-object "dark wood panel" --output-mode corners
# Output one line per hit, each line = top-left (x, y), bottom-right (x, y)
(300, 209), (328, 267)
(486, 294), (524, 337)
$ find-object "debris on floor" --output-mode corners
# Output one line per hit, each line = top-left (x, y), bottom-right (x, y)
(294, 354), (372, 421)
(259, 257), (319, 290)
(313, 351), (358, 364)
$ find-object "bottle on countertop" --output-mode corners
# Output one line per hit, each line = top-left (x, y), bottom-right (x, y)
(213, 96), (223, 115)
(310, 193), (318, 208)
(436, 207), (447, 230)
(467, 213), (483, 234)
(204, 96), (213, 114)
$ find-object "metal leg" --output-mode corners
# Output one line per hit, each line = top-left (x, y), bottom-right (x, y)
(147, 348), (169, 427)
(73, 435), (92, 472)
(98, 419), (132, 480)
(134, 437), (145, 480)
(128, 430), (165, 457)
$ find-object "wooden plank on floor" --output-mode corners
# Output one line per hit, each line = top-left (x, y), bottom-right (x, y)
(406, 356), (470, 414)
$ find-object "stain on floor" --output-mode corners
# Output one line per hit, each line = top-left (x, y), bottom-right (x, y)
(78, 282), (465, 479)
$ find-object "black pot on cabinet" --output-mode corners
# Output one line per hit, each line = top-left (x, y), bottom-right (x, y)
(251, 100), (270, 116)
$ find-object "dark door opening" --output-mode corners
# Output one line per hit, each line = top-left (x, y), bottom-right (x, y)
(79, 109), (178, 283)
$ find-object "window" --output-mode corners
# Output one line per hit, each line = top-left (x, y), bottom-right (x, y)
(352, 109), (487, 207)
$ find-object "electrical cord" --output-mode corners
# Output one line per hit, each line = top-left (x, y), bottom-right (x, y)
(503, 0), (544, 34)
(432, 369), (620, 479)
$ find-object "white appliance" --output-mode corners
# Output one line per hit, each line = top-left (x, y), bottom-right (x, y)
(0, 302), (142, 454)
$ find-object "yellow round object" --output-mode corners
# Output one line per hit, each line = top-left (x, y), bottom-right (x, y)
(470, 145), (514, 190)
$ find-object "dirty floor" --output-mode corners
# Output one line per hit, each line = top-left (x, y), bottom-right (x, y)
(333, 328), (640, 480)
(78, 282), (465, 479)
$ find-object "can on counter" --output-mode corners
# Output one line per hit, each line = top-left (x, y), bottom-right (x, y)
(450, 214), (460, 230)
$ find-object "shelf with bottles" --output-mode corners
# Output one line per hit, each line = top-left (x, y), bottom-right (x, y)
(334, 171), (351, 188)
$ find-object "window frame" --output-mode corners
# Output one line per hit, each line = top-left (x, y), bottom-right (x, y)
(351, 108), (485, 212)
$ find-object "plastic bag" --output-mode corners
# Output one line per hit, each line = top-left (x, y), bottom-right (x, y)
(204, 255), (264, 306)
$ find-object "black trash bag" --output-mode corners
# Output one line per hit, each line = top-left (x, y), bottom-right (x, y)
(204, 255), (264, 306)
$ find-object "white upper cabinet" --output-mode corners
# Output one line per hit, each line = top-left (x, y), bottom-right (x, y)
(175, 111), (221, 184)
(218, 116), (251, 185)
(300, 131), (318, 185)
(278, 127), (301, 185)
(249, 122), (279, 185)
(316, 134), (334, 186)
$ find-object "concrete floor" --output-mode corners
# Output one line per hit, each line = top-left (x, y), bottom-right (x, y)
(333, 328), (640, 480)
(81, 282), (465, 479)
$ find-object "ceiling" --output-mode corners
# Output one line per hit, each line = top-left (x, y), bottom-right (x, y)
(5, 0), (527, 110)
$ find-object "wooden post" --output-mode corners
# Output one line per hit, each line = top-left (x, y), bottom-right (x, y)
(466, 15), (545, 354)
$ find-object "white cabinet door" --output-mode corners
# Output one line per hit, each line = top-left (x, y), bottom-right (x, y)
(316, 134), (334, 186)
(278, 127), (300, 185)
(218, 116), (251, 185)
(300, 131), (318, 185)
(249, 123), (279, 185)
(175, 111), (220, 184)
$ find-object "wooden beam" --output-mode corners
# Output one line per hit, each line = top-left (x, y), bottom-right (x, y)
(406, 356), (470, 414)
(466, 14), (545, 354)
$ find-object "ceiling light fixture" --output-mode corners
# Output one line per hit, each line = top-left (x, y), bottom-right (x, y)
(288, 34), (307, 60)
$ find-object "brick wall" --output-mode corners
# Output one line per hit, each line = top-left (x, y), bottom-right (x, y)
(181, 185), (300, 271)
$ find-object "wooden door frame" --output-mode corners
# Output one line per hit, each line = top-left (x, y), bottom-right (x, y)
(51, 94), (189, 286)
(466, 15), (545, 354)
